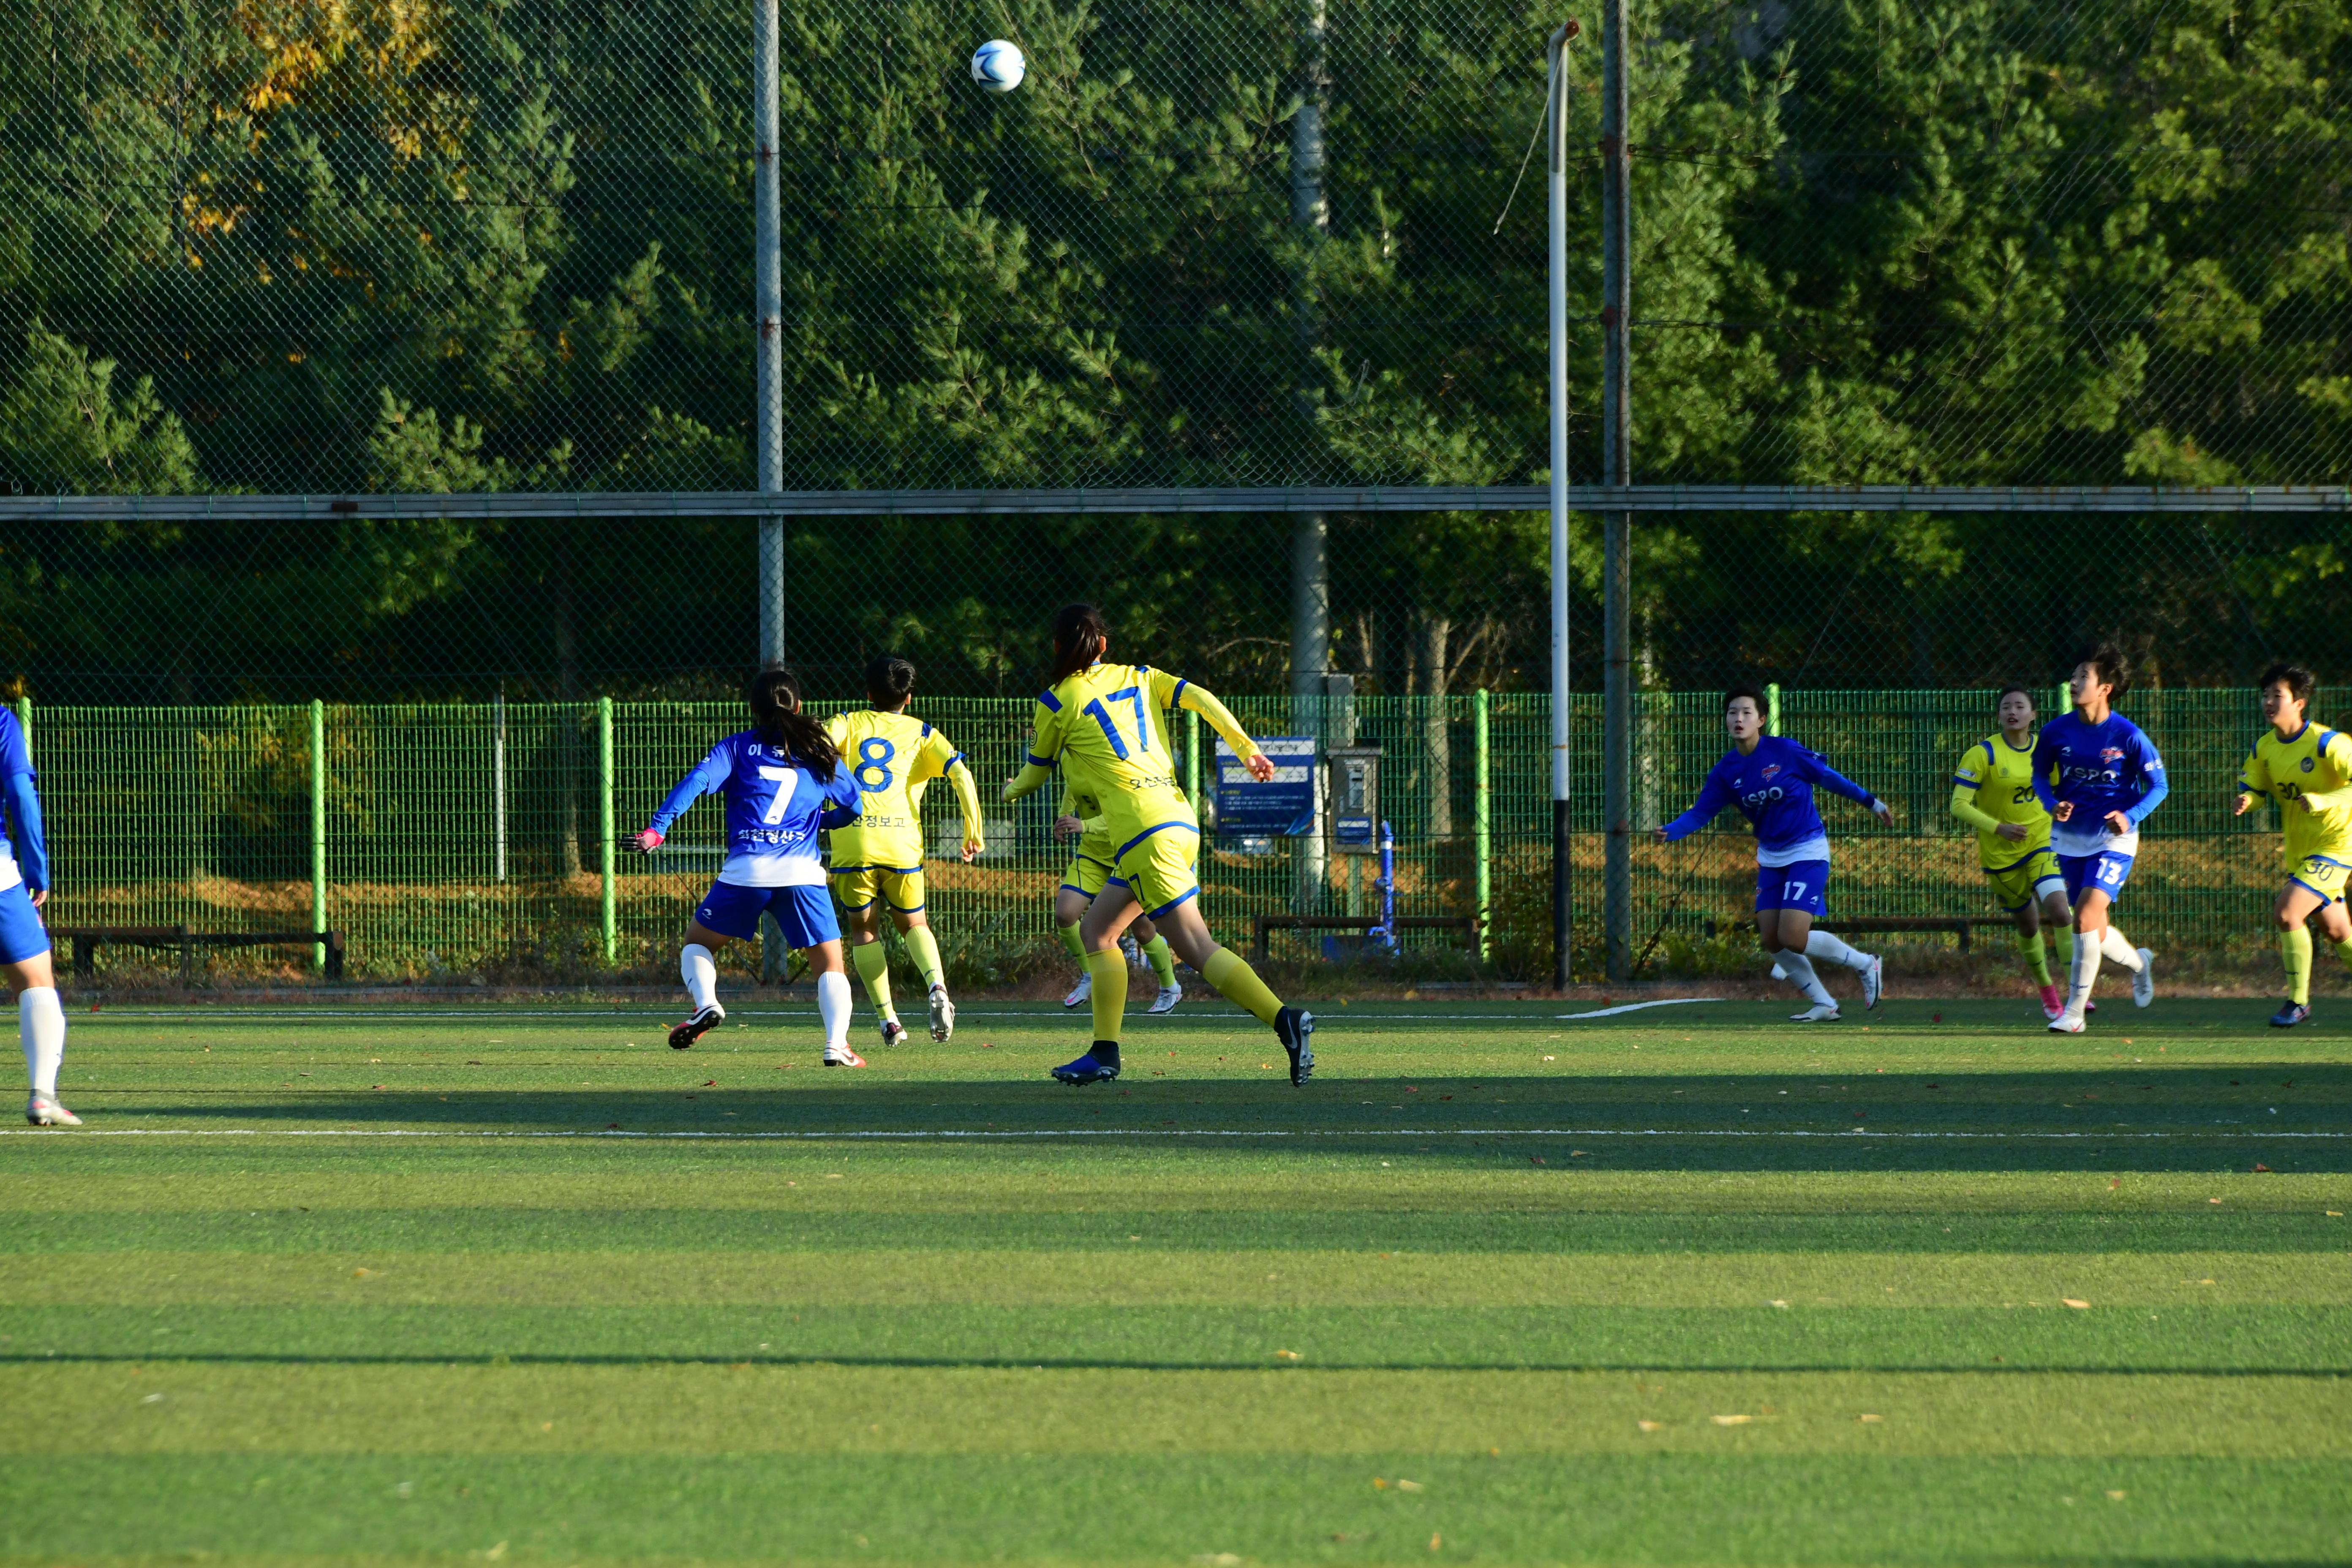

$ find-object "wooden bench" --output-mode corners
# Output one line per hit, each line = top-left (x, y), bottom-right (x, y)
(1704, 915), (2010, 952)
(54, 925), (346, 984)
(1253, 915), (1482, 963)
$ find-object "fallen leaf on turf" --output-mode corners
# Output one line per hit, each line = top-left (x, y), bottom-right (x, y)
(1274, 1349), (1302, 1361)
(1373, 1478), (1389, 1490)
(2253, 1163), (2272, 1173)
(2063, 1298), (2090, 1309)
(1430, 1533), (1443, 1551)
(2106, 1490), (2126, 1501)
(1710, 1414), (1753, 1426)
(485, 1544), (508, 1561)
(1529, 1155), (1545, 1165)
(2209, 1198), (2223, 1204)
(1858, 1414), (1883, 1423)
(1571, 1150), (1589, 1157)
(2328, 1211), (2343, 1217)
(1769, 1299), (1789, 1308)
(352, 1268), (370, 1277)
(1637, 1420), (1663, 1432)
(1397, 1479), (1424, 1492)
(1542, 1055), (1555, 1062)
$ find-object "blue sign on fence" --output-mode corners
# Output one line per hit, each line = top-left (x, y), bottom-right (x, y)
(1215, 736), (1316, 836)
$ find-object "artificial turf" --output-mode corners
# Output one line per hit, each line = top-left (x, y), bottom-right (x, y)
(0, 995), (2344, 1565)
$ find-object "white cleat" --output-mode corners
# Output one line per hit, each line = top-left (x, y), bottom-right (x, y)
(1148, 983), (1183, 1015)
(878, 1018), (908, 1048)
(1789, 1003), (1840, 1023)
(26, 1096), (80, 1127)
(1860, 953), (1884, 1010)
(1061, 972), (1092, 1009)
(2132, 948), (2156, 1008)
(822, 1044), (868, 1068)
(927, 984), (956, 1043)
(2048, 1013), (2087, 1034)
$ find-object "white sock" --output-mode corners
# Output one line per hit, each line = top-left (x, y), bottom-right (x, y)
(1804, 931), (1868, 970)
(20, 986), (63, 1100)
(817, 970), (852, 1046)
(681, 943), (719, 1010)
(2067, 934), (2102, 1014)
(1775, 950), (1836, 1007)
(2099, 928), (2144, 971)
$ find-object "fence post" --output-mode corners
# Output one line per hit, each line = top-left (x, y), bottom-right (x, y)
(1766, 682), (1782, 737)
(1473, 688), (1491, 961)
(598, 697), (616, 964)
(310, 700), (327, 970)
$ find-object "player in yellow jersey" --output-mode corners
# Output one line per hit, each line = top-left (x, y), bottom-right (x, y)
(1051, 779), (1184, 1015)
(1951, 684), (2076, 1020)
(2232, 662), (2352, 1028)
(823, 657), (984, 1047)
(1004, 604), (1313, 1086)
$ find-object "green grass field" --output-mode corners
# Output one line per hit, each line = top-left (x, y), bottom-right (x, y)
(3, 994), (2347, 1566)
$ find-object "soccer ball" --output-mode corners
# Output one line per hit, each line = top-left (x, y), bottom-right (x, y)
(970, 39), (1025, 93)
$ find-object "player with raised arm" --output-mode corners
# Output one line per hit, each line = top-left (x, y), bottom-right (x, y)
(824, 657), (985, 1048)
(2232, 662), (2352, 1028)
(1004, 604), (1312, 1086)
(1952, 684), (2076, 1020)
(1052, 777), (1183, 1015)
(1655, 684), (1894, 1021)
(2035, 645), (2166, 1033)
(0, 708), (71, 1126)
(635, 667), (866, 1065)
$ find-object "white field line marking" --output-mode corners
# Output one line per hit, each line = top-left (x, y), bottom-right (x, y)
(67, 1010), (1548, 1024)
(1558, 998), (1724, 1019)
(1, 1127), (2341, 1141)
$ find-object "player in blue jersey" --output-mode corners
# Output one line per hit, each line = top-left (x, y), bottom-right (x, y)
(1655, 685), (1894, 1021)
(0, 710), (71, 1125)
(2034, 645), (2165, 1032)
(633, 667), (868, 1065)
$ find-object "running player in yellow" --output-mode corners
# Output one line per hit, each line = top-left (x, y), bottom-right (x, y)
(1004, 604), (1313, 1086)
(2232, 662), (2352, 1028)
(1951, 683), (2075, 1020)
(1052, 779), (1184, 1015)
(824, 657), (984, 1047)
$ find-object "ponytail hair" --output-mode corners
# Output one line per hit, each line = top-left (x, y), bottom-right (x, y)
(1047, 603), (1110, 688)
(744, 664), (839, 781)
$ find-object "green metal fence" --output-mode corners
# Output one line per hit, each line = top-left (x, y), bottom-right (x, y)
(21, 689), (2305, 985)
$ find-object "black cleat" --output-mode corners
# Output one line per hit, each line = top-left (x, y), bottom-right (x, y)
(1275, 1007), (1315, 1086)
(668, 1004), (724, 1050)
(2270, 1001), (2311, 1029)
(1051, 1051), (1120, 1085)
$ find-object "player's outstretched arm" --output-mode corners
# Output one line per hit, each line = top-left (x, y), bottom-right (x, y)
(639, 740), (733, 850)
(946, 757), (985, 860)
(1004, 699), (1062, 802)
(1163, 673), (1261, 764)
(2, 768), (48, 904)
(1656, 768), (1733, 843)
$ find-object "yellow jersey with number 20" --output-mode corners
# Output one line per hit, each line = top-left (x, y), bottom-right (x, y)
(2239, 722), (2352, 869)
(1950, 731), (2052, 869)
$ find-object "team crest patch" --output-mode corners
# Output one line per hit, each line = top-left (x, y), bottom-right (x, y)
(2303, 757), (2317, 772)
(1761, 764), (1782, 779)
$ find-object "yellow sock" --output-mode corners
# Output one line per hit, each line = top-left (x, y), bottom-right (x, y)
(1201, 945), (1285, 1027)
(850, 940), (895, 1019)
(1085, 947), (1127, 1043)
(1058, 922), (1086, 960)
(2017, 930), (2051, 987)
(1142, 935), (1177, 988)
(903, 925), (946, 990)
(2054, 925), (2074, 970)
(2281, 925), (2314, 1005)
(2334, 937), (2352, 970)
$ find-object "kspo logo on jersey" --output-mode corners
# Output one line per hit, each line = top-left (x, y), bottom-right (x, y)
(1741, 786), (1788, 807)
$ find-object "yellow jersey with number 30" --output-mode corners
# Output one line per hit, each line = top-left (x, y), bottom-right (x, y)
(1950, 731), (2053, 868)
(822, 709), (982, 869)
(1008, 662), (1257, 838)
(2238, 722), (2352, 868)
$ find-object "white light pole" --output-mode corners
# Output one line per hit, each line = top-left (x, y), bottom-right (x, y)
(753, 0), (785, 664)
(1546, 19), (1577, 991)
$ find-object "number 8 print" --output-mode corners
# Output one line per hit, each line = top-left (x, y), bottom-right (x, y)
(855, 736), (896, 791)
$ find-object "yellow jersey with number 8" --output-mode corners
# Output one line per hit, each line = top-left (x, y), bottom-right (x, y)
(822, 709), (981, 869)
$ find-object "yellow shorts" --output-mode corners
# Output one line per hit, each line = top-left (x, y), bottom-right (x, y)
(1984, 848), (2064, 912)
(2289, 854), (2351, 906)
(1111, 821), (1201, 918)
(1060, 849), (1117, 900)
(830, 865), (926, 914)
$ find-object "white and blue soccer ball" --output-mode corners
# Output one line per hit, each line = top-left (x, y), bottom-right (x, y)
(970, 39), (1025, 93)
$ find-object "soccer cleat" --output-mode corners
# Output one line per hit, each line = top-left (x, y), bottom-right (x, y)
(1275, 1007), (1315, 1085)
(25, 1096), (80, 1127)
(2132, 948), (2156, 1007)
(1148, 982), (1183, 1015)
(822, 1044), (868, 1068)
(2085, 997), (2099, 1013)
(2270, 1001), (2311, 1029)
(927, 985), (956, 1043)
(1861, 953), (1884, 1010)
(878, 1018), (908, 1048)
(1061, 972), (1092, 1008)
(1050, 1051), (1120, 1085)
(1789, 1003), (1840, 1023)
(668, 1003), (724, 1050)
(2039, 984), (2064, 1021)
(2048, 1013), (2086, 1034)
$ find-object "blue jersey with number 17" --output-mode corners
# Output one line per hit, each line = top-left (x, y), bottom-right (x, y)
(646, 731), (862, 888)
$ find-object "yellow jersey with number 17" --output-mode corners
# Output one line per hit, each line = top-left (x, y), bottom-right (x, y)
(822, 709), (983, 870)
(2238, 722), (2352, 868)
(1007, 662), (1257, 837)
(1950, 732), (2052, 868)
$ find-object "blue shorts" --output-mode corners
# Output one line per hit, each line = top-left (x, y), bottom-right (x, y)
(1755, 859), (1829, 917)
(693, 882), (840, 948)
(0, 882), (46, 964)
(2058, 850), (2134, 905)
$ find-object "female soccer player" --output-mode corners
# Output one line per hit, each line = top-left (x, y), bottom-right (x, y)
(2232, 662), (2352, 1028)
(1052, 779), (1183, 1015)
(1004, 604), (1312, 1086)
(634, 667), (867, 1065)
(1654, 685), (1893, 1021)
(0, 708), (71, 1126)
(824, 656), (984, 1048)
(2035, 645), (2166, 1032)
(1951, 684), (2076, 1019)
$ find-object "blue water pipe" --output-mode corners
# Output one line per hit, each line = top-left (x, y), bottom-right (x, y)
(1368, 819), (1397, 952)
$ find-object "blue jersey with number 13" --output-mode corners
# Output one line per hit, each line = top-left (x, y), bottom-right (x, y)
(646, 731), (861, 888)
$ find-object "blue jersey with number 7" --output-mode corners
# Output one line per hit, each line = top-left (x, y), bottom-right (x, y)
(646, 731), (861, 888)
